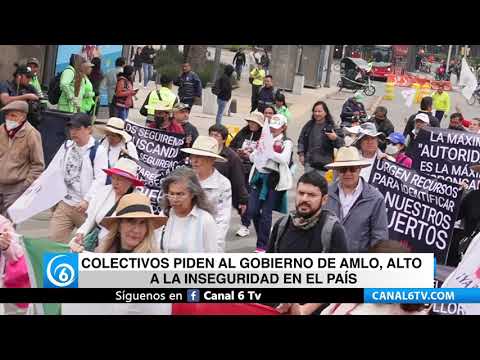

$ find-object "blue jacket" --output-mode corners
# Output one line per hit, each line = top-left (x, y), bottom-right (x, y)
(174, 71), (202, 100)
(325, 177), (388, 252)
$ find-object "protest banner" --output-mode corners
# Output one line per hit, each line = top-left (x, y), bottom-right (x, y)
(22, 237), (70, 315)
(458, 58), (478, 100)
(124, 121), (185, 214)
(8, 165), (67, 225)
(442, 233), (480, 315)
(407, 127), (480, 191)
(253, 117), (274, 171)
(369, 158), (463, 264)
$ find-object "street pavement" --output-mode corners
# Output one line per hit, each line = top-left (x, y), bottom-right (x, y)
(17, 49), (480, 253)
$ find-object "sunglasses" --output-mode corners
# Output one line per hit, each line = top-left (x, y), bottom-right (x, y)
(338, 167), (359, 174)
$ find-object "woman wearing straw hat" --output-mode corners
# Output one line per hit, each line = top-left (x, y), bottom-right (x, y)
(67, 192), (170, 315)
(70, 157), (144, 251)
(181, 136), (231, 252)
(158, 167), (218, 252)
(97, 117), (138, 182)
(71, 192), (166, 253)
(324, 146), (388, 252)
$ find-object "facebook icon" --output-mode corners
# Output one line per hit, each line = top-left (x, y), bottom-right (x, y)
(187, 289), (200, 302)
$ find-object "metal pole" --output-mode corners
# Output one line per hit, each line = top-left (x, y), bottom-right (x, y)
(211, 45), (222, 85)
(297, 45), (304, 75)
(446, 45), (452, 71)
(324, 45), (335, 87)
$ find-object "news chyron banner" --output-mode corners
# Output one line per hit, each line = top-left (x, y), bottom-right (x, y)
(42, 253), (434, 292)
(124, 121), (185, 214)
(369, 158), (463, 264)
(407, 127), (480, 191)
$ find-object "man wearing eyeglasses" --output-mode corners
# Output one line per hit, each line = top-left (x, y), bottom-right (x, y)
(324, 146), (388, 252)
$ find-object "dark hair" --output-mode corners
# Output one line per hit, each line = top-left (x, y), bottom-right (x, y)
(311, 101), (334, 125)
(375, 106), (387, 116)
(275, 93), (287, 107)
(297, 171), (328, 195)
(160, 74), (173, 87)
(208, 124), (229, 140)
(115, 57), (127, 67)
(263, 106), (276, 115)
(369, 240), (430, 313)
(120, 65), (134, 79)
(420, 96), (433, 111)
(450, 112), (463, 120)
(91, 57), (101, 68)
(265, 75), (273, 80)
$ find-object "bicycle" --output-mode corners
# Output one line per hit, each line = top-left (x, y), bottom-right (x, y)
(467, 90), (480, 106)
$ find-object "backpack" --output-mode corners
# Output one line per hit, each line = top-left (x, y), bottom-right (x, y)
(63, 139), (100, 176)
(272, 211), (338, 253)
(48, 67), (74, 105)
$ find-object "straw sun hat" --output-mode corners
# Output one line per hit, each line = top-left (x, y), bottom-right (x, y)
(180, 136), (227, 162)
(101, 192), (167, 230)
(325, 146), (371, 169)
(97, 117), (132, 143)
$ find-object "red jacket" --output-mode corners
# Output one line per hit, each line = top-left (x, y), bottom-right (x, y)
(148, 120), (185, 134)
(115, 76), (135, 108)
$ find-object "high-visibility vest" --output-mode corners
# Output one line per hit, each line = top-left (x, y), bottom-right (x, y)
(147, 87), (178, 115)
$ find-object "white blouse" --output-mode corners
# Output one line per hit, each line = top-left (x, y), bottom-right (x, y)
(158, 205), (218, 253)
(102, 139), (139, 167)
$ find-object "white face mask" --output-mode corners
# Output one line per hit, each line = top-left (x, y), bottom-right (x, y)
(5, 120), (20, 131)
(385, 144), (400, 156)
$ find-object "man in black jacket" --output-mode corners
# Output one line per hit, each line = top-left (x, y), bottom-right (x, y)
(174, 63), (203, 108)
(256, 75), (278, 113)
(214, 65), (234, 125)
(368, 106), (394, 151)
(340, 94), (367, 126)
(232, 49), (246, 80)
(173, 103), (198, 148)
(140, 45), (155, 88)
(209, 124), (249, 217)
(403, 96), (440, 136)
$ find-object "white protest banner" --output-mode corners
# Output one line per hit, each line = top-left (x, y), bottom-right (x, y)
(458, 58), (478, 100)
(124, 121), (185, 214)
(253, 117), (274, 171)
(442, 233), (480, 315)
(401, 88), (416, 108)
(8, 165), (67, 225)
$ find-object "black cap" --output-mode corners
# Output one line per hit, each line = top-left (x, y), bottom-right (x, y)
(67, 113), (92, 128)
(15, 65), (34, 78)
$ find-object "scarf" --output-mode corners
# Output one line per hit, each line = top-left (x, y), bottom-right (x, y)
(5, 121), (26, 139)
(64, 144), (83, 187)
(290, 207), (323, 230)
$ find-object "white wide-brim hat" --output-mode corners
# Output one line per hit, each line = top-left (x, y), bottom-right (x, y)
(97, 117), (132, 143)
(180, 135), (227, 162)
(325, 146), (372, 169)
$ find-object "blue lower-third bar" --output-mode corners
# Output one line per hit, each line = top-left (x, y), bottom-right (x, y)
(364, 288), (480, 303)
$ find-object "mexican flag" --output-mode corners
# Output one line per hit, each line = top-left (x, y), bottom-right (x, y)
(22, 237), (70, 315)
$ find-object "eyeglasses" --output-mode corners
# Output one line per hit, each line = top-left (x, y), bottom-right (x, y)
(338, 167), (359, 174)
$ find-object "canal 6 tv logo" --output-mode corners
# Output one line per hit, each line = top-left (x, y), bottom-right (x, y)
(43, 253), (78, 288)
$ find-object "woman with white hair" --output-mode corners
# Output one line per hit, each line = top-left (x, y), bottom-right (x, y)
(159, 166), (218, 253)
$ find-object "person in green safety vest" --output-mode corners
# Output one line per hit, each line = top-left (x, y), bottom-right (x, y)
(140, 74), (178, 124)
(80, 60), (96, 114)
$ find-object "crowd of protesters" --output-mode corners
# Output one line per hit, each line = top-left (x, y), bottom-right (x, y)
(1, 46), (480, 316)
